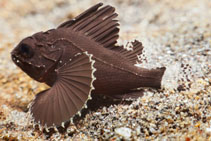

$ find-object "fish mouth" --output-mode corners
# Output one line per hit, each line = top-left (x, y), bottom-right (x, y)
(12, 54), (28, 66)
(11, 53), (28, 68)
(11, 53), (46, 82)
(11, 53), (44, 69)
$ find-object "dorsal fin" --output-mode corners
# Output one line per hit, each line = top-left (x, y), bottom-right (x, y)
(58, 3), (119, 49)
(112, 40), (144, 64)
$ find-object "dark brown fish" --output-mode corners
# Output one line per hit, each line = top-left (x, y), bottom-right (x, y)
(11, 3), (166, 127)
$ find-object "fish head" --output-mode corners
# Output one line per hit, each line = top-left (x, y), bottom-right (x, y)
(11, 31), (62, 83)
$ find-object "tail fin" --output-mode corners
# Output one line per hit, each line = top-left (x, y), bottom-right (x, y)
(153, 67), (166, 88)
(137, 67), (166, 89)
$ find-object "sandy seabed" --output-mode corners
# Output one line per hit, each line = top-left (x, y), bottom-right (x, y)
(0, 0), (210, 140)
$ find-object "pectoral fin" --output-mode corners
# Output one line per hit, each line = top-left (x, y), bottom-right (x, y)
(29, 52), (96, 127)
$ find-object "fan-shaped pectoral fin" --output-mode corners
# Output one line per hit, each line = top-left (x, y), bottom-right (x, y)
(29, 52), (96, 128)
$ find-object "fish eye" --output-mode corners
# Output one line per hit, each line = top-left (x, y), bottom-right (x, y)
(19, 43), (34, 58)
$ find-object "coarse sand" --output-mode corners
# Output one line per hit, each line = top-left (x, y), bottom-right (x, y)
(0, 0), (210, 140)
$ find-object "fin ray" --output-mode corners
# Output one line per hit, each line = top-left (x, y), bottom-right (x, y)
(112, 40), (144, 64)
(58, 3), (119, 49)
(58, 3), (103, 28)
(73, 6), (114, 31)
(29, 52), (96, 127)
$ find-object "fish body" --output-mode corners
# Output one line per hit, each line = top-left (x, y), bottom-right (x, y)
(11, 3), (165, 127)
(34, 28), (164, 95)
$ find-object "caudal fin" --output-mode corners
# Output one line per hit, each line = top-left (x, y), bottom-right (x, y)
(136, 66), (166, 89)
(152, 67), (166, 89)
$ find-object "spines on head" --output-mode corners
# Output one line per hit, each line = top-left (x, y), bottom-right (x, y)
(11, 31), (62, 84)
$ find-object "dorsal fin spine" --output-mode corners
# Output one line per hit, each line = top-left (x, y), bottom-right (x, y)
(80, 8), (114, 33)
(100, 34), (119, 47)
(98, 34), (119, 43)
(58, 3), (119, 49)
(93, 24), (119, 40)
(71, 6), (106, 30)
(86, 14), (118, 36)
(58, 3), (103, 28)
(72, 14), (94, 31)
(73, 6), (113, 32)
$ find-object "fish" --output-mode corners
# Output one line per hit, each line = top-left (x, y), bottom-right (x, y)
(11, 3), (166, 128)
